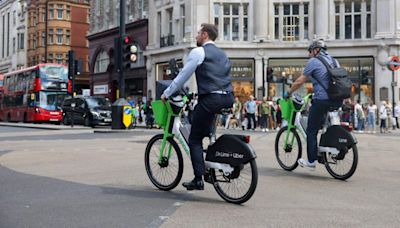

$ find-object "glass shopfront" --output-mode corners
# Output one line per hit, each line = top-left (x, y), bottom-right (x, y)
(156, 60), (184, 81)
(267, 57), (374, 103)
(230, 59), (254, 102)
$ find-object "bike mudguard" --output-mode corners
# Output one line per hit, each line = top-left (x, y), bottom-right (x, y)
(206, 134), (256, 166)
(319, 125), (357, 149)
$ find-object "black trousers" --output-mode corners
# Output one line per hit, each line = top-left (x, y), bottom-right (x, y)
(188, 93), (234, 177)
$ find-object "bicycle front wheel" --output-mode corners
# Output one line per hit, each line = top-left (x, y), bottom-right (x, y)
(324, 144), (358, 180)
(144, 134), (183, 191)
(212, 159), (258, 204)
(275, 126), (302, 171)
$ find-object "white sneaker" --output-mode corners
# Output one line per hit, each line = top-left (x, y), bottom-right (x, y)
(262, 129), (265, 132)
(298, 158), (316, 170)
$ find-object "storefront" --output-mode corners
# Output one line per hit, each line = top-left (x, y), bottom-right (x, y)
(230, 59), (254, 102)
(267, 57), (375, 103)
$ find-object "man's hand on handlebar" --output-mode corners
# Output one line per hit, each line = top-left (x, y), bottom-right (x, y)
(161, 94), (167, 103)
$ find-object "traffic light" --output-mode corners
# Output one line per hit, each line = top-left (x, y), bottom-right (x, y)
(121, 35), (138, 70)
(68, 50), (75, 80)
(168, 58), (179, 79)
(266, 67), (274, 82)
(361, 70), (370, 84)
(74, 59), (83, 75)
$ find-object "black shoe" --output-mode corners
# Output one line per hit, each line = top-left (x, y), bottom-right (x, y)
(182, 178), (204, 191)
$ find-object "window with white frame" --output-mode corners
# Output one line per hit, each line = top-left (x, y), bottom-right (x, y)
(42, 32), (45, 46)
(49, 4), (54, 19)
(180, 4), (185, 40)
(56, 54), (63, 64)
(214, 3), (249, 41)
(335, 0), (371, 40)
(49, 29), (54, 44)
(66, 30), (70, 45)
(167, 8), (173, 35)
(48, 53), (53, 63)
(57, 4), (63, 19)
(274, 3), (309, 41)
(57, 29), (63, 44)
(94, 51), (110, 73)
(66, 5), (71, 20)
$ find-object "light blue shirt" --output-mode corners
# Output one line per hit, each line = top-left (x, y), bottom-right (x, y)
(163, 41), (215, 98)
(246, 100), (256, 114)
(303, 51), (338, 100)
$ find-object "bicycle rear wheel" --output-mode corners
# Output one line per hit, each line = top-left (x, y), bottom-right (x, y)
(145, 134), (183, 191)
(212, 159), (258, 204)
(275, 126), (302, 171)
(324, 144), (358, 180)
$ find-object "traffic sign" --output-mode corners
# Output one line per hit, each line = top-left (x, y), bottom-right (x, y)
(388, 56), (400, 71)
(123, 106), (132, 128)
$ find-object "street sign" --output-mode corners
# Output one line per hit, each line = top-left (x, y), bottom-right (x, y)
(391, 81), (398, 87)
(123, 106), (132, 128)
(388, 56), (400, 71)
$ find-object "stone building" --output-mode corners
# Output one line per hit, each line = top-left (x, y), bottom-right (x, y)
(0, 0), (28, 73)
(87, 0), (148, 102)
(145, 0), (400, 105)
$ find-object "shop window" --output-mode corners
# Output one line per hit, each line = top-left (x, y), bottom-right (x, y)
(230, 59), (254, 101)
(94, 51), (110, 73)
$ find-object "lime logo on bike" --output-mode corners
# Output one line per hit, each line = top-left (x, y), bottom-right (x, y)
(338, 138), (348, 143)
(123, 106), (132, 128)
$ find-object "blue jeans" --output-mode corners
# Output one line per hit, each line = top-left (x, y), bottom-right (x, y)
(306, 99), (342, 163)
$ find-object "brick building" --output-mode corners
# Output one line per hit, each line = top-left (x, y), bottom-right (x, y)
(27, 0), (90, 93)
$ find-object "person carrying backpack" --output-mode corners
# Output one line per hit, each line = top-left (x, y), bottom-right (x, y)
(285, 40), (347, 170)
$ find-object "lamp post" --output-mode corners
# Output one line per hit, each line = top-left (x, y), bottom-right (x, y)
(44, 0), (49, 62)
(262, 57), (265, 97)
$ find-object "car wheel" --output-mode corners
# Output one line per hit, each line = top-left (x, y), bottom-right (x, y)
(84, 116), (91, 127)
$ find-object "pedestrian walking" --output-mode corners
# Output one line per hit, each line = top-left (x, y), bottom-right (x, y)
(259, 97), (270, 132)
(379, 101), (388, 133)
(244, 95), (257, 130)
(394, 103), (400, 129)
(367, 100), (377, 133)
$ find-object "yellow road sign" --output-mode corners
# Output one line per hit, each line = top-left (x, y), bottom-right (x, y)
(123, 106), (132, 128)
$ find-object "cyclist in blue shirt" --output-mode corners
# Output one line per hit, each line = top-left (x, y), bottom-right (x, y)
(287, 40), (342, 170)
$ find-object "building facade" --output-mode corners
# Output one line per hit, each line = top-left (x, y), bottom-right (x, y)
(88, 0), (148, 102)
(0, 0), (28, 74)
(145, 0), (400, 105)
(27, 0), (90, 93)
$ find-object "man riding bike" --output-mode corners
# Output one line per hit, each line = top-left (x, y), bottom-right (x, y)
(161, 23), (234, 190)
(286, 40), (343, 170)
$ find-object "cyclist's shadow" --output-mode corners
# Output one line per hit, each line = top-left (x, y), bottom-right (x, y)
(258, 166), (339, 181)
(101, 186), (234, 205)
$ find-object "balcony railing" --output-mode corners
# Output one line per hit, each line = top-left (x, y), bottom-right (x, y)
(160, 34), (175, 47)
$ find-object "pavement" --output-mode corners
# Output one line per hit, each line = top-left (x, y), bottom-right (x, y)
(0, 123), (399, 227)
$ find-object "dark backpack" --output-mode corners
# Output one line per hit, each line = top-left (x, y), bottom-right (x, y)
(313, 56), (352, 101)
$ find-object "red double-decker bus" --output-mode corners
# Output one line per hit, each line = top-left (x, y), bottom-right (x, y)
(2, 63), (71, 123)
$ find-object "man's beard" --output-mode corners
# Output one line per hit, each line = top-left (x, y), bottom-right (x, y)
(196, 41), (201, 47)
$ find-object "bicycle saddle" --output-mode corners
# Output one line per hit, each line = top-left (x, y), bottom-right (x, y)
(328, 107), (340, 112)
(218, 108), (232, 115)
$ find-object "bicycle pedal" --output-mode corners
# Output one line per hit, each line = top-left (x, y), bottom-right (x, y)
(204, 173), (213, 184)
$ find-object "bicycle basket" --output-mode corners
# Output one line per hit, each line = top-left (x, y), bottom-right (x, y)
(152, 100), (168, 128)
(280, 99), (293, 120)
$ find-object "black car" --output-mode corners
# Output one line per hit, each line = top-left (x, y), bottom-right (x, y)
(61, 96), (112, 127)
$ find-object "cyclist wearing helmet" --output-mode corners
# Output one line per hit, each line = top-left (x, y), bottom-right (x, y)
(286, 40), (342, 170)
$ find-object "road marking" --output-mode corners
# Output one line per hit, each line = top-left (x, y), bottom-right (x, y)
(158, 216), (169, 220)
(173, 202), (183, 206)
